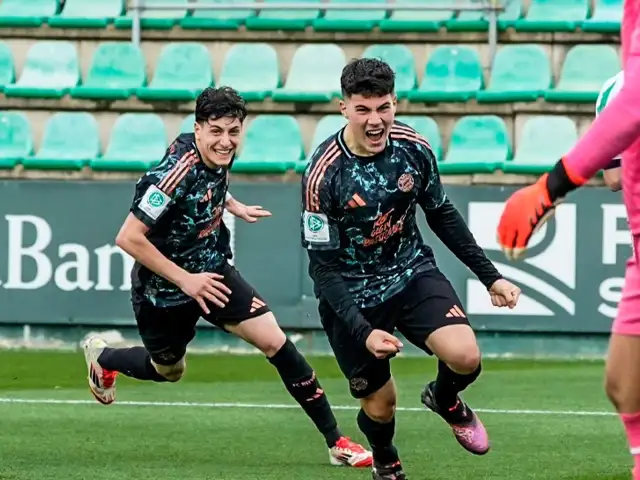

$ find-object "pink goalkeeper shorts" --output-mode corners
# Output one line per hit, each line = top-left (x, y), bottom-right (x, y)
(612, 234), (640, 335)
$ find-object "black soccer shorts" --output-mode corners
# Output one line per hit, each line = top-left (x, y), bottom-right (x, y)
(319, 268), (471, 399)
(133, 262), (270, 366)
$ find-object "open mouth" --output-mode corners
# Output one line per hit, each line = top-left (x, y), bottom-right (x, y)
(365, 129), (384, 143)
(214, 148), (233, 157)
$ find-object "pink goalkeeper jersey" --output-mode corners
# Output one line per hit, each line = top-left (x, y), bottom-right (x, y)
(563, 0), (640, 233)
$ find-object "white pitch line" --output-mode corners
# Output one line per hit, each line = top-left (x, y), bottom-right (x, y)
(0, 397), (617, 417)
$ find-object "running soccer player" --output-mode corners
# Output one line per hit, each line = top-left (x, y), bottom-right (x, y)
(82, 86), (372, 469)
(497, 2), (640, 477)
(301, 58), (521, 480)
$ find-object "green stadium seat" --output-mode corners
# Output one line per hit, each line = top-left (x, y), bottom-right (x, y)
(48, 0), (124, 28)
(0, 112), (32, 168)
(3, 41), (79, 98)
(0, 0), (58, 27)
(294, 115), (346, 172)
(70, 42), (146, 100)
(583, 0), (622, 32)
(545, 45), (620, 103)
(441, 115), (510, 174)
(447, 4), (488, 32)
(245, 0), (320, 30)
(23, 113), (99, 170)
(514, 0), (589, 32)
(180, 0), (256, 29)
(180, 114), (195, 133)
(362, 45), (416, 98)
(136, 43), (212, 101)
(497, 0), (524, 28)
(271, 44), (345, 103)
(218, 43), (279, 101)
(312, 0), (387, 31)
(476, 44), (551, 103)
(505, 116), (577, 174)
(0, 43), (15, 91)
(91, 114), (167, 171)
(115, 0), (187, 29)
(379, 0), (453, 32)
(449, 0), (524, 31)
(448, 12), (487, 32)
(408, 46), (483, 103)
(309, 115), (346, 154)
(395, 116), (442, 160)
(234, 115), (303, 173)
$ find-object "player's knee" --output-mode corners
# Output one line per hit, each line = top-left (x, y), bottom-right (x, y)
(605, 371), (624, 409)
(154, 362), (186, 383)
(362, 395), (396, 423)
(361, 381), (397, 423)
(261, 332), (287, 358)
(447, 346), (481, 374)
(230, 312), (286, 358)
(162, 369), (184, 382)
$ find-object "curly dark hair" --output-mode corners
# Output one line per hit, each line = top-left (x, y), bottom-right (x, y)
(340, 58), (395, 99)
(195, 86), (247, 124)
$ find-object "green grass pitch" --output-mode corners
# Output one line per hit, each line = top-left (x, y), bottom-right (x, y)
(0, 350), (631, 479)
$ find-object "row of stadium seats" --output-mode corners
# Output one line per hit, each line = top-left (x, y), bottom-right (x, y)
(0, 41), (620, 103)
(0, 0), (621, 33)
(0, 111), (581, 175)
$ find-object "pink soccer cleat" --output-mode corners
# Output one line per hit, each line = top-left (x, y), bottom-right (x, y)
(421, 381), (490, 456)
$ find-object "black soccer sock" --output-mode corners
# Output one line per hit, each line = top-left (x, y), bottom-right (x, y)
(357, 408), (398, 465)
(98, 347), (169, 383)
(434, 360), (482, 409)
(268, 339), (342, 447)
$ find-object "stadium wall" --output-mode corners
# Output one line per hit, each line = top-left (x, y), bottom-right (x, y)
(0, 179), (626, 358)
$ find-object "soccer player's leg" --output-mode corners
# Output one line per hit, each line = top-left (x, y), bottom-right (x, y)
(207, 264), (372, 468)
(319, 299), (406, 479)
(83, 301), (200, 404)
(605, 248), (640, 479)
(396, 269), (489, 456)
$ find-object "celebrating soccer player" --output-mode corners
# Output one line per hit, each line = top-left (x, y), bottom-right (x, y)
(496, 2), (640, 477)
(82, 86), (373, 469)
(300, 58), (521, 479)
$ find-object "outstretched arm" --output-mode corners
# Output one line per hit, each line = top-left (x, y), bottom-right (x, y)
(416, 137), (504, 286)
(561, 9), (640, 184)
(225, 191), (272, 223)
(422, 198), (503, 288)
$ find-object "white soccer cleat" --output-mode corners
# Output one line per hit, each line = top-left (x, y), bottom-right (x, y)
(82, 335), (118, 405)
(329, 436), (373, 468)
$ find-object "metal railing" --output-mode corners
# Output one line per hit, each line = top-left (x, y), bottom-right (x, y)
(128, 0), (511, 61)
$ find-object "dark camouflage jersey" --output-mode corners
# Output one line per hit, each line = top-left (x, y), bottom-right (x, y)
(300, 121), (445, 308)
(129, 133), (232, 307)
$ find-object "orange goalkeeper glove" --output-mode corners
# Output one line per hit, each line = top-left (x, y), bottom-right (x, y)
(497, 158), (585, 261)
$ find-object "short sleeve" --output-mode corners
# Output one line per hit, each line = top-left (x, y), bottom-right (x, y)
(130, 149), (196, 228)
(416, 143), (446, 210)
(300, 160), (341, 251)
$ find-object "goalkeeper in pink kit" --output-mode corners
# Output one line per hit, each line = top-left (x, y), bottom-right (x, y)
(497, 1), (640, 477)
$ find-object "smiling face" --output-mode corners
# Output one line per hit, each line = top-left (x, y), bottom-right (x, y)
(341, 93), (397, 156)
(194, 116), (242, 167)
(192, 86), (247, 169)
